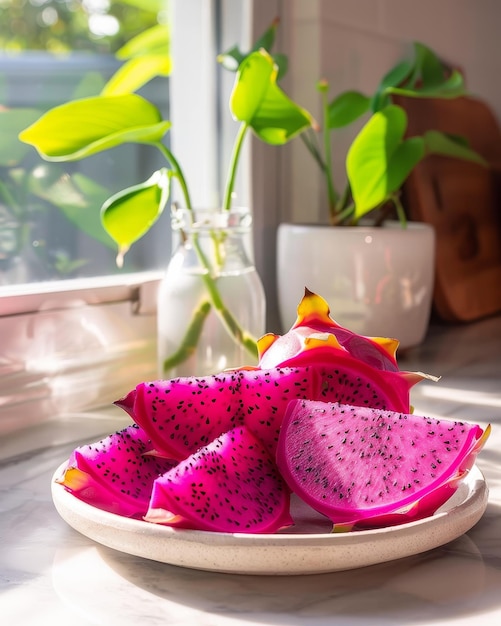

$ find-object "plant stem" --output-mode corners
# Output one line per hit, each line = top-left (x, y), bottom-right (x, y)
(320, 87), (339, 218)
(335, 183), (352, 215)
(192, 228), (258, 361)
(393, 193), (408, 227)
(333, 203), (356, 225)
(223, 122), (249, 211)
(156, 143), (192, 210)
(158, 136), (258, 366)
(300, 130), (325, 170)
(162, 300), (212, 375)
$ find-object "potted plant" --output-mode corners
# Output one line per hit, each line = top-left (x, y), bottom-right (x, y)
(19, 19), (314, 376)
(276, 42), (486, 348)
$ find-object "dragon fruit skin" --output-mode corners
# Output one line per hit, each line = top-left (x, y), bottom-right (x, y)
(276, 400), (490, 530)
(299, 345), (423, 413)
(56, 424), (176, 518)
(258, 288), (403, 373)
(257, 288), (432, 415)
(116, 360), (420, 461)
(144, 426), (293, 533)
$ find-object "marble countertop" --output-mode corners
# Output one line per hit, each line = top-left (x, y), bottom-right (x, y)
(1, 315), (501, 626)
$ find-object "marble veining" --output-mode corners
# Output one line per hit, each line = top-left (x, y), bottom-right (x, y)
(1, 316), (501, 625)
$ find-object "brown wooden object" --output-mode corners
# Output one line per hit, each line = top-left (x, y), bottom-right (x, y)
(397, 95), (501, 322)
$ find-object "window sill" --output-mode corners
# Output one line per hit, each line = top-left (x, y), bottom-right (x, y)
(0, 271), (163, 435)
(0, 270), (163, 316)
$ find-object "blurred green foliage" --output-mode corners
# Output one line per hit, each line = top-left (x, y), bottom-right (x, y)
(0, 0), (163, 54)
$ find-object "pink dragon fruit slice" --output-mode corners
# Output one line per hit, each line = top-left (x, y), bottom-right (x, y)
(116, 366), (316, 460)
(144, 425), (293, 533)
(116, 358), (421, 461)
(56, 424), (176, 518)
(277, 399), (489, 530)
(259, 288), (406, 372)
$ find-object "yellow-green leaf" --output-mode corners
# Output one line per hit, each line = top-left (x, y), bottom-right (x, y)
(230, 49), (313, 145)
(103, 23), (171, 95)
(347, 105), (425, 218)
(19, 94), (171, 161)
(102, 54), (172, 96)
(115, 23), (169, 60)
(230, 50), (274, 124)
(101, 168), (170, 266)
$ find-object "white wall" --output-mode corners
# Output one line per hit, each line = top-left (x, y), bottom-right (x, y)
(283, 0), (501, 224)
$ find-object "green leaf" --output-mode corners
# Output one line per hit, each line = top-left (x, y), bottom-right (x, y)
(101, 168), (170, 266)
(387, 69), (465, 99)
(102, 54), (172, 95)
(380, 59), (414, 92)
(19, 94), (171, 161)
(371, 60), (413, 112)
(424, 130), (488, 166)
(218, 16), (278, 69)
(105, 24), (171, 94)
(230, 49), (273, 121)
(412, 42), (445, 88)
(217, 18), (287, 80)
(27, 166), (116, 248)
(252, 16), (280, 53)
(327, 90), (371, 128)
(347, 105), (425, 219)
(230, 50), (313, 145)
(0, 108), (42, 166)
(115, 23), (169, 59)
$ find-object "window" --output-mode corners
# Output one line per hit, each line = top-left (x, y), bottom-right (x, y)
(0, 0), (283, 432)
(0, 1), (176, 431)
(0, 0), (170, 287)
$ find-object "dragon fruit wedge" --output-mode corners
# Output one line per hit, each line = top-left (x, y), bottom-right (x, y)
(56, 424), (176, 518)
(116, 358), (422, 461)
(277, 399), (490, 530)
(259, 288), (411, 373)
(116, 367), (314, 460)
(144, 425), (293, 533)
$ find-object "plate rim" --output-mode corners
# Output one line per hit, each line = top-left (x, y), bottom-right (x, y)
(51, 461), (488, 573)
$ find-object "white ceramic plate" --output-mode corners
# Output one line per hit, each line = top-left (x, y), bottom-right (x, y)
(51, 462), (488, 576)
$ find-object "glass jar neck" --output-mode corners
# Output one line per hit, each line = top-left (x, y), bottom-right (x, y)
(171, 206), (253, 235)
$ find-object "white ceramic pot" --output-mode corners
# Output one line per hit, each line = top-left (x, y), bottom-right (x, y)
(277, 221), (435, 349)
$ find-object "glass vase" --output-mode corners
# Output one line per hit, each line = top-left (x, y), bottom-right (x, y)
(157, 206), (266, 378)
